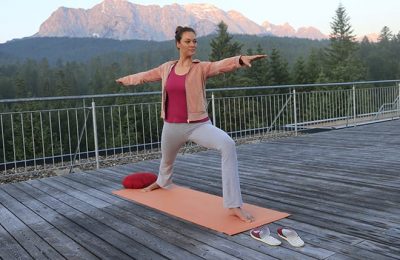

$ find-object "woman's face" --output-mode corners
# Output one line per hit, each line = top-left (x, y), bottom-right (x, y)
(177, 31), (197, 57)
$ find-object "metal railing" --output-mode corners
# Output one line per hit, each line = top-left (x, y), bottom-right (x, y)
(1, 80), (399, 175)
(374, 95), (400, 121)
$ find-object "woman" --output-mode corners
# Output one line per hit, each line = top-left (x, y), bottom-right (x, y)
(116, 26), (266, 222)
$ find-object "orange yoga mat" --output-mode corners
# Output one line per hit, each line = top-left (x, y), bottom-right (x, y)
(113, 185), (290, 235)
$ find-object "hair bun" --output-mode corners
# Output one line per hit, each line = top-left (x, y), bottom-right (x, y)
(174, 26), (196, 43)
(175, 26), (183, 35)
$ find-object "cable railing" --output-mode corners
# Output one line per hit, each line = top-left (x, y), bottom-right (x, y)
(1, 80), (399, 175)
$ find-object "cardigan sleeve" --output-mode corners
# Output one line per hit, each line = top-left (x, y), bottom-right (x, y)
(116, 66), (162, 86)
(202, 56), (243, 78)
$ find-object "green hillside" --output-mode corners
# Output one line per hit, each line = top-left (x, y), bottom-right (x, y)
(0, 35), (328, 66)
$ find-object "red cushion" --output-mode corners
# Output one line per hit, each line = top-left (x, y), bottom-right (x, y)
(122, 172), (157, 189)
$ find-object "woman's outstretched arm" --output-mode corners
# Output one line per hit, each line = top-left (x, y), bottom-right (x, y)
(116, 66), (163, 86)
(204, 54), (267, 78)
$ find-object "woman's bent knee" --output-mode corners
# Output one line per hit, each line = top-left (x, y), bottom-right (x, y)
(220, 136), (236, 151)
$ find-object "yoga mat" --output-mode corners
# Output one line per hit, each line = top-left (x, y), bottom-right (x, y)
(113, 185), (290, 235)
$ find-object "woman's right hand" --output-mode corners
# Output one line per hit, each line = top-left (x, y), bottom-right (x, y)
(115, 79), (124, 85)
(240, 54), (267, 67)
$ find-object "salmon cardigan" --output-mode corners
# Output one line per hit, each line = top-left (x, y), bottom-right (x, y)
(117, 56), (243, 122)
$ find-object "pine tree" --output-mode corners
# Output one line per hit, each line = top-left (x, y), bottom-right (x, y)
(236, 47), (258, 87)
(306, 48), (324, 84)
(243, 44), (268, 86)
(378, 26), (393, 43)
(266, 48), (290, 86)
(374, 26), (399, 79)
(393, 32), (400, 44)
(292, 56), (308, 84)
(325, 4), (365, 82)
(208, 21), (243, 88)
(37, 58), (51, 97)
(14, 77), (26, 98)
(55, 68), (70, 96)
(209, 21), (242, 61)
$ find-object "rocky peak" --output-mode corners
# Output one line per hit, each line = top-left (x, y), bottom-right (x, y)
(261, 20), (327, 39)
(35, 0), (327, 41)
(297, 27), (328, 40)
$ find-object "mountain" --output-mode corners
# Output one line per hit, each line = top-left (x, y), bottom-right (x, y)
(357, 33), (379, 42)
(261, 21), (326, 40)
(35, 0), (327, 41)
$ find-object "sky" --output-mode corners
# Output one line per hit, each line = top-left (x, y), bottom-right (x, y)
(1, 0), (400, 43)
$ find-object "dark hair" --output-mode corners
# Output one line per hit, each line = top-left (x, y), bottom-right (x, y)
(175, 26), (196, 42)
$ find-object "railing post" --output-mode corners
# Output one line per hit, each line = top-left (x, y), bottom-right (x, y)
(352, 84), (357, 127)
(292, 88), (298, 136)
(92, 100), (100, 169)
(211, 92), (216, 126)
(398, 82), (400, 117)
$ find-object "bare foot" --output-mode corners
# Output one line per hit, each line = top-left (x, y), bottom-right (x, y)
(229, 207), (255, 223)
(142, 182), (161, 192)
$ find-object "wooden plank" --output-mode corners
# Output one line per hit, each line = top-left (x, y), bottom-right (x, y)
(0, 186), (97, 260)
(171, 175), (398, 259)
(79, 169), (316, 260)
(91, 167), (340, 259)
(174, 157), (400, 214)
(99, 165), (396, 260)
(325, 253), (359, 260)
(277, 218), (364, 246)
(12, 181), (157, 260)
(355, 240), (400, 259)
(0, 188), (64, 259)
(112, 164), (397, 260)
(62, 171), (285, 260)
(3, 183), (133, 260)
(115, 161), (396, 254)
(178, 172), (398, 244)
(40, 176), (235, 260)
(190, 146), (400, 190)
(126, 160), (400, 232)
(385, 227), (400, 239)
(0, 218), (32, 260)
(239, 145), (400, 180)
(74, 168), (287, 259)
(23, 179), (170, 260)
(188, 168), (399, 217)
(1, 119), (398, 259)
(255, 138), (400, 175)
(267, 222), (396, 260)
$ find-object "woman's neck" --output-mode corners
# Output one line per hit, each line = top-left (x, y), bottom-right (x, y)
(177, 57), (192, 67)
(175, 57), (192, 75)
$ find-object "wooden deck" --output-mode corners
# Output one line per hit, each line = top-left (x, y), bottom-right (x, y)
(1, 120), (399, 260)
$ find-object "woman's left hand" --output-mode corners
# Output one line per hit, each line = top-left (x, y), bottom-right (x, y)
(240, 54), (267, 67)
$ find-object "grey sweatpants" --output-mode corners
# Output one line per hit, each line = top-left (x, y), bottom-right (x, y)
(156, 120), (243, 208)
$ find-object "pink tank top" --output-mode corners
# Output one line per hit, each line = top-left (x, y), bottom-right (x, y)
(165, 66), (208, 123)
